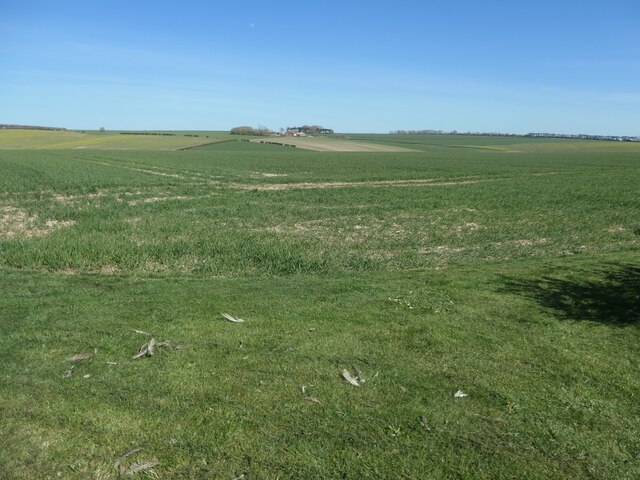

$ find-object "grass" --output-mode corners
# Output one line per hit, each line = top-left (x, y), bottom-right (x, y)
(0, 135), (639, 478)
(0, 142), (637, 275)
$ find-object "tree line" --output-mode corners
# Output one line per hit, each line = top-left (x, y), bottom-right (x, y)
(229, 126), (272, 136)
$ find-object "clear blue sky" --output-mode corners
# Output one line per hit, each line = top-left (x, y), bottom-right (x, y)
(1, 0), (639, 134)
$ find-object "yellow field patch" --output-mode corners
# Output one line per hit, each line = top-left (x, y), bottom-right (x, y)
(0, 129), (219, 150)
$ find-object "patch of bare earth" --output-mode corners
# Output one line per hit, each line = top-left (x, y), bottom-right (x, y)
(251, 172), (289, 178)
(48, 188), (213, 207)
(495, 238), (549, 247)
(0, 206), (75, 239)
(51, 192), (106, 204)
(58, 265), (121, 275)
(421, 238), (550, 256)
(232, 178), (486, 191)
(261, 217), (411, 258)
(95, 265), (120, 275)
(453, 222), (483, 234)
(251, 137), (419, 152)
(126, 195), (193, 206)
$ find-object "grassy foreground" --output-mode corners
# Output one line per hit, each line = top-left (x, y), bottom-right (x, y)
(1, 255), (638, 478)
(0, 135), (639, 478)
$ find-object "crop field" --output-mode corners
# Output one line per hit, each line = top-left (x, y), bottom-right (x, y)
(1, 134), (639, 478)
(0, 129), (232, 150)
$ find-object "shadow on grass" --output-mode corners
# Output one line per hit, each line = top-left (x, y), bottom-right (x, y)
(500, 264), (640, 326)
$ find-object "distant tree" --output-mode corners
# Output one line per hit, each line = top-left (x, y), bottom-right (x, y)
(299, 125), (320, 135)
(230, 126), (255, 135)
(99, 127), (105, 134)
(230, 126), (271, 136)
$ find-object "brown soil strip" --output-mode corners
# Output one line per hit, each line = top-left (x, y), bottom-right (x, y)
(251, 137), (419, 152)
(231, 179), (487, 191)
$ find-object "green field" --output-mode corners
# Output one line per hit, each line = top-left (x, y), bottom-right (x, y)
(1, 134), (639, 478)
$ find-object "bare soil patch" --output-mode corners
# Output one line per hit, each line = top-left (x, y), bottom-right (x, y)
(0, 206), (75, 239)
(251, 172), (289, 178)
(500, 238), (549, 247)
(51, 192), (106, 204)
(232, 178), (486, 191)
(251, 137), (419, 152)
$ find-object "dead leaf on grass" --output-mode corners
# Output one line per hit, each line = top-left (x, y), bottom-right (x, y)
(114, 447), (144, 476)
(341, 369), (361, 387)
(123, 461), (160, 476)
(147, 338), (156, 356)
(454, 390), (468, 398)
(63, 366), (75, 378)
(133, 338), (187, 359)
(133, 338), (156, 359)
(305, 396), (321, 404)
(221, 313), (245, 323)
(67, 353), (93, 362)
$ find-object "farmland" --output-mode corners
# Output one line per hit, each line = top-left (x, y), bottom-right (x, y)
(0, 129), (232, 150)
(250, 135), (419, 152)
(1, 133), (639, 478)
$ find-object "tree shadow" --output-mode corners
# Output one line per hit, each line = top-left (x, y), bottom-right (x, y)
(500, 263), (640, 326)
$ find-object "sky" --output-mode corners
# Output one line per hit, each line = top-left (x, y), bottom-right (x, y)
(1, 0), (639, 135)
